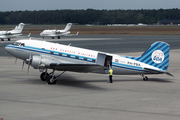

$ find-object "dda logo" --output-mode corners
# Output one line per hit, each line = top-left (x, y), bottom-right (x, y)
(151, 50), (164, 63)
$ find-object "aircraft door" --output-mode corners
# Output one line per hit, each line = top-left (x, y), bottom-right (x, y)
(96, 53), (106, 66)
(96, 53), (112, 68)
(104, 55), (112, 68)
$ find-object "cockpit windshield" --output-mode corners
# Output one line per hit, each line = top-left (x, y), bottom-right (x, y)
(13, 42), (25, 47)
(13, 42), (21, 46)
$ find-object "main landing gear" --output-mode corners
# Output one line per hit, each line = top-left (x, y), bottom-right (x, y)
(40, 69), (65, 85)
(140, 74), (148, 81)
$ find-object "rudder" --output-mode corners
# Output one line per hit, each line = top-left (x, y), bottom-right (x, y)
(64, 23), (72, 32)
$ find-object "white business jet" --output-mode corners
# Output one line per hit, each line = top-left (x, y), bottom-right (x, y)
(40, 23), (78, 39)
(5, 39), (173, 84)
(0, 23), (25, 41)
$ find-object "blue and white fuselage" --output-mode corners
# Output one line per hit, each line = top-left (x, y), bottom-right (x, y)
(5, 39), (173, 84)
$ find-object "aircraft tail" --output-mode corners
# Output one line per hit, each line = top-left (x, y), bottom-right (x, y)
(63, 23), (72, 32)
(12, 23), (25, 33)
(137, 41), (170, 71)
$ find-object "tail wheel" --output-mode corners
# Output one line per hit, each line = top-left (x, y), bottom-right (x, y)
(143, 76), (148, 81)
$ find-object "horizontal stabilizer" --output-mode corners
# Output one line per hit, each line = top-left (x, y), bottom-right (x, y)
(144, 68), (174, 77)
(165, 72), (174, 77)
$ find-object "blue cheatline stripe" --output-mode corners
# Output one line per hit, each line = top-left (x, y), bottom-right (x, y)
(6, 45), (152, 73)
(112, 62), (147, 72)
(7, 45), (96, 63)
(112, 64), (146, 72)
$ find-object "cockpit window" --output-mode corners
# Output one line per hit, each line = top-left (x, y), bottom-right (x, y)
(13, 42), (25, 47)
(21, 43), (25, 47)
(13, 42), (21, 46)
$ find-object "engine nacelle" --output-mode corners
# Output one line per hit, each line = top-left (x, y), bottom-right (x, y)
(30, 55), (59, 69)
(31, 55), (41, 69)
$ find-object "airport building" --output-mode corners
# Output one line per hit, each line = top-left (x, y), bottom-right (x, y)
(157, 20), (180, 25)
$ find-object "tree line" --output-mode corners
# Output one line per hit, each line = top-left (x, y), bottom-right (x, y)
(0, 8), (180, 25)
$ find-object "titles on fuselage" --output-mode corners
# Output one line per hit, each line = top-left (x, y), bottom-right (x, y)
(50, 47), (96, 58)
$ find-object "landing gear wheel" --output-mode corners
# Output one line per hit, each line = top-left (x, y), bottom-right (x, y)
(46, 76), (57, 85)
(40, 72), (49, 81)
(143, 76), (148, 81)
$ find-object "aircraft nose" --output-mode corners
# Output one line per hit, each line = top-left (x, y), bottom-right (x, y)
(5, 45), (11, 54)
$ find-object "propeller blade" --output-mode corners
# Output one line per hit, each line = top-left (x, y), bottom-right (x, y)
(22, 61), (25, 71)
(29, 53), (32, 59)
(27, 53), (33, 74)
(27, 63), (30, 74)
(15, 58), (17, 64)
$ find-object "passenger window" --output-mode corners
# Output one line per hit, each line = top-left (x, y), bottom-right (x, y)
(50, 51), (54, 54)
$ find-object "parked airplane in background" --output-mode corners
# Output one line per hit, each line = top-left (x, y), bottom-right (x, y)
(0, 23), (25, 41)
(5, 39), (173, 84)
(40, 23), (78, 39)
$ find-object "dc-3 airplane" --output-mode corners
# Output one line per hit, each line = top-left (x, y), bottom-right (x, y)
(5, 39), (173, 84)
(0, 23), (25, 41)
(40, 23), (78, 39)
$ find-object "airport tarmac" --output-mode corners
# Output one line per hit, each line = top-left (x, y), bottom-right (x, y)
(0, 35), (180, 120)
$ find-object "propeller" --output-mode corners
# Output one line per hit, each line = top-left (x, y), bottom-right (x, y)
(26, 53), (33, 74)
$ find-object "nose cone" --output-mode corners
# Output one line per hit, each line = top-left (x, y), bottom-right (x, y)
(5, 45), (10, 53)
(5, 45), (13, 55)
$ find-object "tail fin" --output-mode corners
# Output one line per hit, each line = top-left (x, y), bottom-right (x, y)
(64, 23), (72, 32)
(137, 41), (170, 71)
(12, 23), (25, 33)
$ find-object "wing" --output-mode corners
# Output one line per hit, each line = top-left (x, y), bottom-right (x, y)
(50, 63), (106, 72)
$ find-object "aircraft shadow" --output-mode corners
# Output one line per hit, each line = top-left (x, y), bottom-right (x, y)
(24, 75), (107, 91)
(56, 77), (108, 90)
(22, 74), (174, 90)
(113, 77), (174, 83)
(146, 78), (174, 83)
